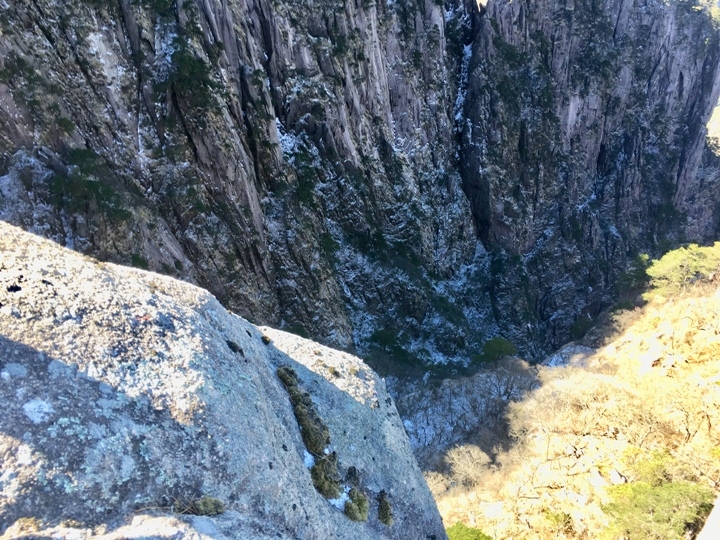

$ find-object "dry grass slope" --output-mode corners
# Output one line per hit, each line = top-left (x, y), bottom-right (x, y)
(432, 247), (720, 539)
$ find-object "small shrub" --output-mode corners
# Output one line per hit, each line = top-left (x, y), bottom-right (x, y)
(570, 314), (593, 340)
(473, 337), (517, 364)
(344, 488), (369, 521)
(444, 445), (490, 488)
(56, 117), (75, 134)
(411, 49), (423, 69)
(626, 449), (680, 486)
(367, 329), (418, 370)
(284, 324), (309, 338)
(154, 34), (219, 124)
(432, 295), (466, 326)
(141, 0), (175, 18)
(446, 522), (492, 540)
(15, 517), (42, 532)
(131, 254), (149, 270)
(0, 53), (43, 88)
(369, 329), (400, 350)
(327, 365), (340, 378)
(296, 175), (315, 205)
(611, 299), (637, 312)
(50, 148), (131, 221)
(543, 509), (574, 535)
(320, 232), (339, 262)
(377, 490), (393, 526)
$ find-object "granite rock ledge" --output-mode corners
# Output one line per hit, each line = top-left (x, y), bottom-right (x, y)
(0, 222), (445, 540)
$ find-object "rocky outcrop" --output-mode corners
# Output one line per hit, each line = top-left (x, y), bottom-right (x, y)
(388, 358), (538, 467)
(0, 0), (719, 361)
(0, 222), (446, 539)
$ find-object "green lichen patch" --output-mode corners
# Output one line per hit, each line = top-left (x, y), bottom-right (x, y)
(377, 490), (393, 526)
(344, 487), (369, 521)
(174, 495), (225, 516)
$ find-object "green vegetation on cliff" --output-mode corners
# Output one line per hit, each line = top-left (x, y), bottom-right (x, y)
(446, 522), (491, 540)
(645, 242), (720, 298)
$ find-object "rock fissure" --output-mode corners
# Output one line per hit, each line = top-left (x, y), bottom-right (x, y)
(277, 364), (379, 522)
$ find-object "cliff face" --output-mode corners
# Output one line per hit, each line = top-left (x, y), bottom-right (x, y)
(0, 221), (446, 540)
(0, 0), (719, 360)
(0, 0), (494, 365)
(460, 0), (720, 354)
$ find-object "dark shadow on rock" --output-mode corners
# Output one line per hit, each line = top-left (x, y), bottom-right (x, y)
(0, 335), (221, 535)
(392, 357), (540, 470)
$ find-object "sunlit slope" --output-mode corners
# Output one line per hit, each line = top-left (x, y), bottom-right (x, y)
(433, 244), (720, 539)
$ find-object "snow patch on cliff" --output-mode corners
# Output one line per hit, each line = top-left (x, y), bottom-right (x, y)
(453, 44), (472, 124)
(275, 118), (300, 156)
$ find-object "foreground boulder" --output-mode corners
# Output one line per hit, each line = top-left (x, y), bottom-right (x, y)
(0, 222), (446, 540)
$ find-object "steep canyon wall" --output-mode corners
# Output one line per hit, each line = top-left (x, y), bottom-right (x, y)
(461, 0), (720, 354)
(0, 0), (718, 361)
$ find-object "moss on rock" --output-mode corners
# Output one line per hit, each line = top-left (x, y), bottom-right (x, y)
(378, 490), (393, 526)
(278, 366), (342, 499)
(344, 488), (369, 521)
(175, 495), (225, 516)
(277, 366), (331, 456)
(310, 453), (342, 499)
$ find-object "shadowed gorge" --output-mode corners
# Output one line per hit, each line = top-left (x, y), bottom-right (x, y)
(1, 0), (719, 365)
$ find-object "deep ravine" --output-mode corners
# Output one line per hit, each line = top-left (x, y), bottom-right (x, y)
(1, 0), (719, 363)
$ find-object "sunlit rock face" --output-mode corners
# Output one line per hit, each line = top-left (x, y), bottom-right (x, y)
(0, 221), (446, 540)
(0, 0), (719, 361)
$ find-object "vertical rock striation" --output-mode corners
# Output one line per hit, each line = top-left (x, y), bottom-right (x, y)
(0, 0), (493, 365)
(460, 0), (720, 354)
(0, 0), (719, 361)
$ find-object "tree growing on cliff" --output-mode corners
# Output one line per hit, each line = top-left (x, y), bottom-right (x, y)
(645, 243), (720, 298)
